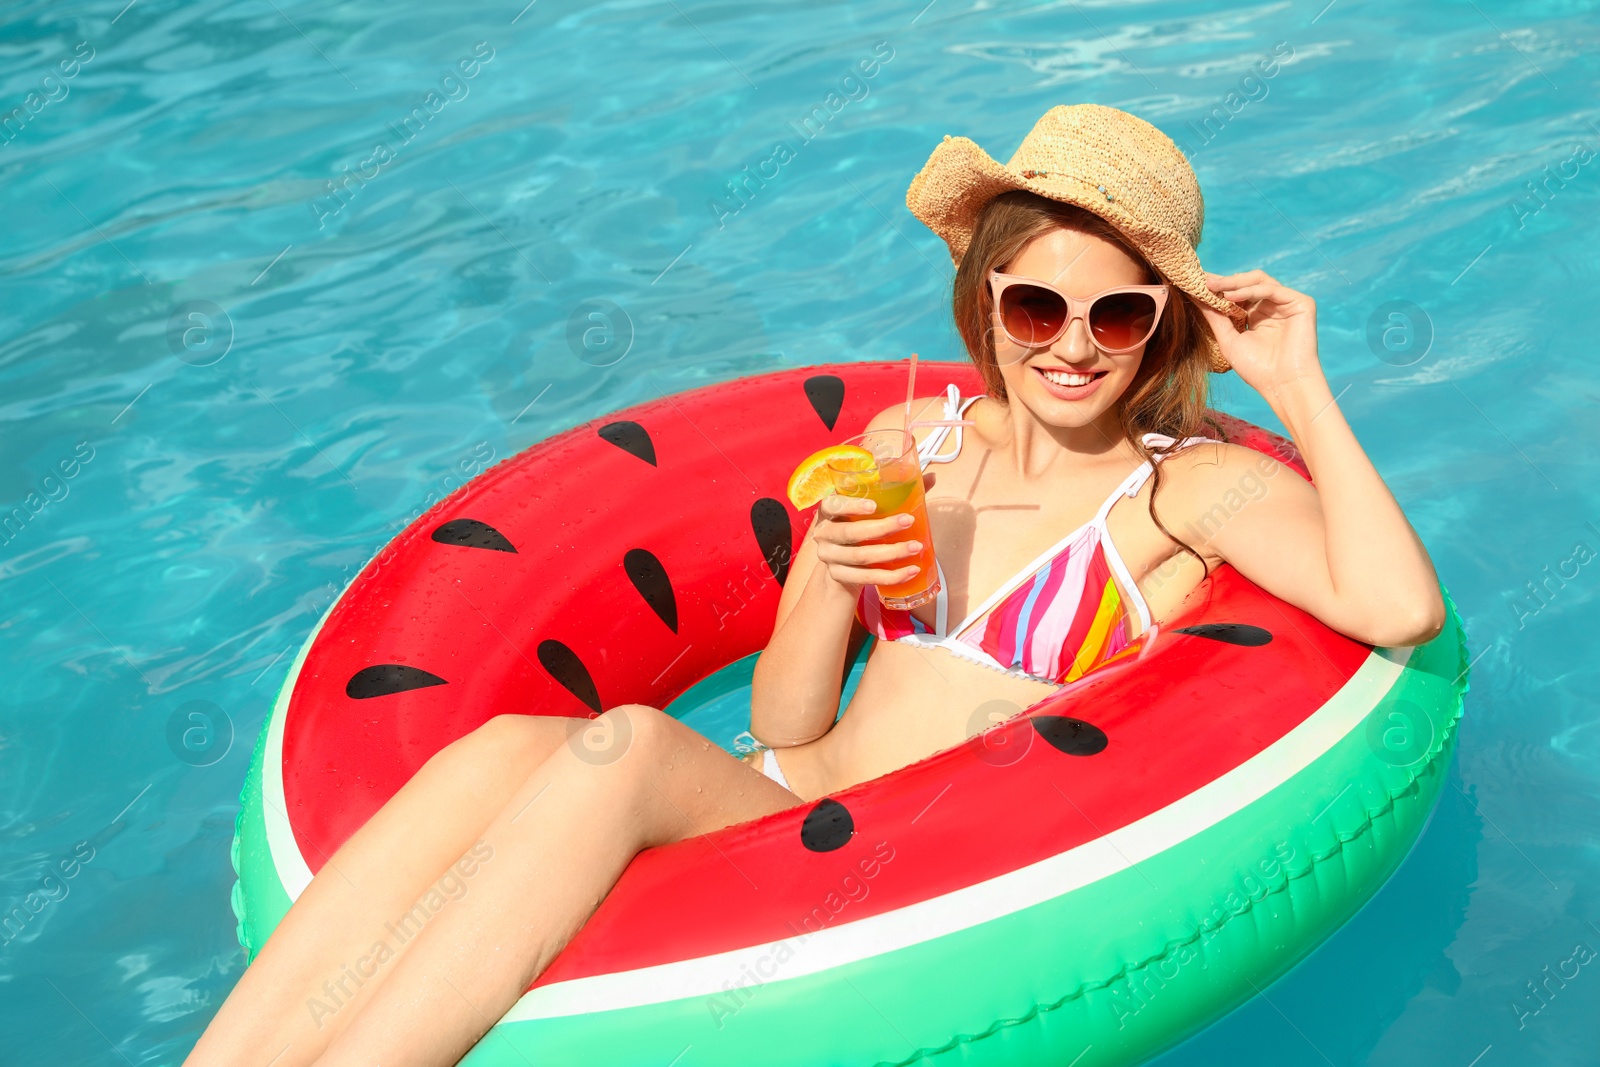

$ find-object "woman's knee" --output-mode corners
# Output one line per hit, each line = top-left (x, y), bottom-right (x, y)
(565, 704), (672, 770)
(426, 713), (565, 779)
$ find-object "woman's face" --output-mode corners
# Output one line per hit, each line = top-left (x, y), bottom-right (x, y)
(991, 226), (1155, 431)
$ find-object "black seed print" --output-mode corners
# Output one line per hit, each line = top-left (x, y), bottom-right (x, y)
(431, 519), (517, 553)
(750, 499), (793, 587)
(803, 374), (846, 431)
(801, 798), (855, 852)
(537, 639), (602, 713)
(346, 664), (448, 700)
(623, 548), (678, 633)
(1172, 623), (1273, 646)
(1032, 716), (1109, 756)
(598, 421), (656, 466)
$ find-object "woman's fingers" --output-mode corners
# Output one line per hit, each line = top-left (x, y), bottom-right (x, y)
(819, 495), (877, 519)
(817, 538), (923, 567)
(1207, 271), (1310, 309)
(1207, 272), (1314, 328)
(817, 513), (914, 545)
(1212, 280), (1295, 303)
(811, 492), (924, 583)
(1215, 284), (1279, 320)
(1205, 268), (1277, 288)
(826, 563), (922, 587)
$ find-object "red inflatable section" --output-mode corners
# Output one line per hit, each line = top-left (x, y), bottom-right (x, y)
(278, 361), (1361, 987)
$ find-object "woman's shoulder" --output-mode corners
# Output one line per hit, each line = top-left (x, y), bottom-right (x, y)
(1164, 438), (1299, 476)
(1144, 435), (1307, 512)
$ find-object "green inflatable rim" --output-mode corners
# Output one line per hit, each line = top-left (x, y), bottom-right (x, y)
(231, 588), (1467, 1066)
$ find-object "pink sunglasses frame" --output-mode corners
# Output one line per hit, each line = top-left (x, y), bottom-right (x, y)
(988, 270), (1171, 353)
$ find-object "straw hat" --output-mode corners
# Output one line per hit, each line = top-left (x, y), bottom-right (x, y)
(905, 103), (1248, 372)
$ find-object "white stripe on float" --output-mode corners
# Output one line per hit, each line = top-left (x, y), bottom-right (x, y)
(501, 644), (1415, 1023)
(263, 600), (345, 901)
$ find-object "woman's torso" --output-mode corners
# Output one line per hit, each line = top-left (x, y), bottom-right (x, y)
(774, 391), (1222, 797)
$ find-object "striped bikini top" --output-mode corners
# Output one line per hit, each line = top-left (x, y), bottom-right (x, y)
(855, 384), (1213, 687)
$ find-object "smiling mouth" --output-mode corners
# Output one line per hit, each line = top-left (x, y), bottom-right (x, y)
(1036, 366), (1107, 387)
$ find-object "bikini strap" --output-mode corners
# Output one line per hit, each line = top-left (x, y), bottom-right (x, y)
(916, 384), (980, 470)
(1092, 433), (1212, 524)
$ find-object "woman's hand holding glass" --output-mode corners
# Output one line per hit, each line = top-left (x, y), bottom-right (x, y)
(810, 492), (925, 591)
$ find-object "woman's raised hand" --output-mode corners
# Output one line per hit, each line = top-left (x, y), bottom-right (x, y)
(810, 494), (924, 590)
(1200, 269), (1328, 403)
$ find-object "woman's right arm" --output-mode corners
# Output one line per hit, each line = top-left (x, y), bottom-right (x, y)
(749, 493), (922, 748)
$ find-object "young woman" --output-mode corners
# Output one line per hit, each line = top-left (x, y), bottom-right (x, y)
(184, 104), (1445, 1067)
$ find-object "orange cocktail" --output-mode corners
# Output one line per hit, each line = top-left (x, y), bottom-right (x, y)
(827, 428), (940, 610)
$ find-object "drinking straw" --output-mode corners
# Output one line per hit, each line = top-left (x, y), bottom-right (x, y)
(903, 352), (919, 430)
(903, 351), (978, 431)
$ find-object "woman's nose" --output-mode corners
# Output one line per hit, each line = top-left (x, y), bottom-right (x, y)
(1053, 313), (1098, 360)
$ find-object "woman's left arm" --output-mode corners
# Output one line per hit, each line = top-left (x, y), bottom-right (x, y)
(1182, 269), (1447, 648)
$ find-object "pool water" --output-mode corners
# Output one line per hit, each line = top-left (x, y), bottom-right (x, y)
(3, 0), (1598, 1064)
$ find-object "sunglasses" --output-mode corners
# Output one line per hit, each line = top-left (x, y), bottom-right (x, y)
(988, 271), (1170, 353)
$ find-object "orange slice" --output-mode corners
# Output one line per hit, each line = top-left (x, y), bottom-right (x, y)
(786, 445), (876, 509)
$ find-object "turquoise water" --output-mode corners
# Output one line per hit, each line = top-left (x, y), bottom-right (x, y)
(3, 0), (1597, 1062)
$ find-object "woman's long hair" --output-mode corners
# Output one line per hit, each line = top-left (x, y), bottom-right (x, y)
(950, 189), (1223, 577)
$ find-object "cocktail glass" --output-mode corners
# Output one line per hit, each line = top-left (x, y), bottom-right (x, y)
(827, 429), (940, 610)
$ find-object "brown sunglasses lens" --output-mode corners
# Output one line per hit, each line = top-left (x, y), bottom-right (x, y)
(997, 284), (1066, 346)
(1089, 290), (1158, 349)
(997, 284), (1158, 350)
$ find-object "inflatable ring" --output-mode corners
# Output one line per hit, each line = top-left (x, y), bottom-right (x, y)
(230, 361), (1469, 1066)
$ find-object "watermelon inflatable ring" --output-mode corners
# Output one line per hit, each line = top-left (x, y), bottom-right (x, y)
(230, 361), (1469, 1066)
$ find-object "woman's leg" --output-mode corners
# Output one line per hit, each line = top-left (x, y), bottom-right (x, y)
(312, 704), (800, 1067)
(184, 714), (586, 1067)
